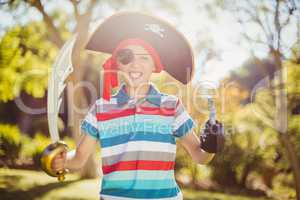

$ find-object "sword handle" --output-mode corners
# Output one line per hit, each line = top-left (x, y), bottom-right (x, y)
(40, 141), (68, 181)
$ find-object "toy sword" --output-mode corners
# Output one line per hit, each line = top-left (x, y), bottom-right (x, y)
(40, 35), (77, 181)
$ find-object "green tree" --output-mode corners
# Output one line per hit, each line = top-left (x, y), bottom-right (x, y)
(2, 0), (99, 178)
(222, 0), (300, 198)
(0, 22), (57, 102)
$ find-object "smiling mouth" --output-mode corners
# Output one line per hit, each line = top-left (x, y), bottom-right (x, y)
(129, 72), (143, 79)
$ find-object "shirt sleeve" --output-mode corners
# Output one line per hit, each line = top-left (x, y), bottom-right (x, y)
(80, 103), (100, 140)
(172, 98), (196, 138)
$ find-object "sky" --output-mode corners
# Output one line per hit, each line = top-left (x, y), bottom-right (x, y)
(0, 0), (298, 86)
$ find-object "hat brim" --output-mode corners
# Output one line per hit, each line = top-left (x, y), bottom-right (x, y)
(86, 11), (194, 84)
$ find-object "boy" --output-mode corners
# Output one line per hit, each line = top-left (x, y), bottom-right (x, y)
(51, 12), (224, 200)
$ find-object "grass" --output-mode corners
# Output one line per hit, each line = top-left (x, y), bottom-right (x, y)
(0, 168), (272, 200)
(183, 188), (272, 200)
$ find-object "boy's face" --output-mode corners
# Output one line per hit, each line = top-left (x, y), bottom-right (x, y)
(117, 45), (155, 88)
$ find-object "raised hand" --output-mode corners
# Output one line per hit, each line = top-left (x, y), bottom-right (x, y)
(200, 120), (225, 153)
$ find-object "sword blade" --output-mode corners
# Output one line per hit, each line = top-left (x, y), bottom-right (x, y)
(47, 36), (76, 142)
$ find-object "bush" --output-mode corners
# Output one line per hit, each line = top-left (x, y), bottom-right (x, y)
(21, 132), (52, 167)
(0, 123), (76, 169)
(21, 133), (76, 168)
(0, 124), (22, 166)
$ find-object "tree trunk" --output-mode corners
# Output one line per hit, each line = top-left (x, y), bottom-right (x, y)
(240, 163), (252, 188)
(273, 49), (300, 200)
(29, 0), (64, 47)
(69, 0), (99, 179)
(279, 133), (300, 200)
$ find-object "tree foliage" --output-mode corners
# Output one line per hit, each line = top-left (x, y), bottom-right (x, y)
(0, 22), (57, 102)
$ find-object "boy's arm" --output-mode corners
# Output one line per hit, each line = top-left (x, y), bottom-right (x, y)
(179, 131), (215, 165)
(52, 102), (100, 173)
(65, 132), (97, 171)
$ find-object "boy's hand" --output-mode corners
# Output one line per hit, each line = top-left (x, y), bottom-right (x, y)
(200, 120), (225, 153)
(51, 150), (67, 172)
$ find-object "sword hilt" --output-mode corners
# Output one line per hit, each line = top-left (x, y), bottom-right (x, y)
(57, 170), (66, 181)
(40, 141), (68, 181)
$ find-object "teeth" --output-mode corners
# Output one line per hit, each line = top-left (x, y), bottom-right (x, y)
(129, 72), (143, 79)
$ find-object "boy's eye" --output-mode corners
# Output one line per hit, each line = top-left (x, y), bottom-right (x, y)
(116, 49), (134, 65)
(116, 49), (152, 65)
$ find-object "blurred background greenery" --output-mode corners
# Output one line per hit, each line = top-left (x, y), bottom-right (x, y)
(0, 0), (299, 200)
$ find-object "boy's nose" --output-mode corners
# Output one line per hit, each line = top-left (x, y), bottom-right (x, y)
(129, 57), (139, 68)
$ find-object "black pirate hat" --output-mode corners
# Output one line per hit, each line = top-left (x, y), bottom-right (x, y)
(86, 11), (194, 84)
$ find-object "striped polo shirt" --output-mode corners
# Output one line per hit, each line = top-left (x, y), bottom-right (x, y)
(80, 82), (196, 200)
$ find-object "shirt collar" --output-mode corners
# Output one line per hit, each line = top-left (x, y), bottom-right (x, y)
(114, 82), (162, 106)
